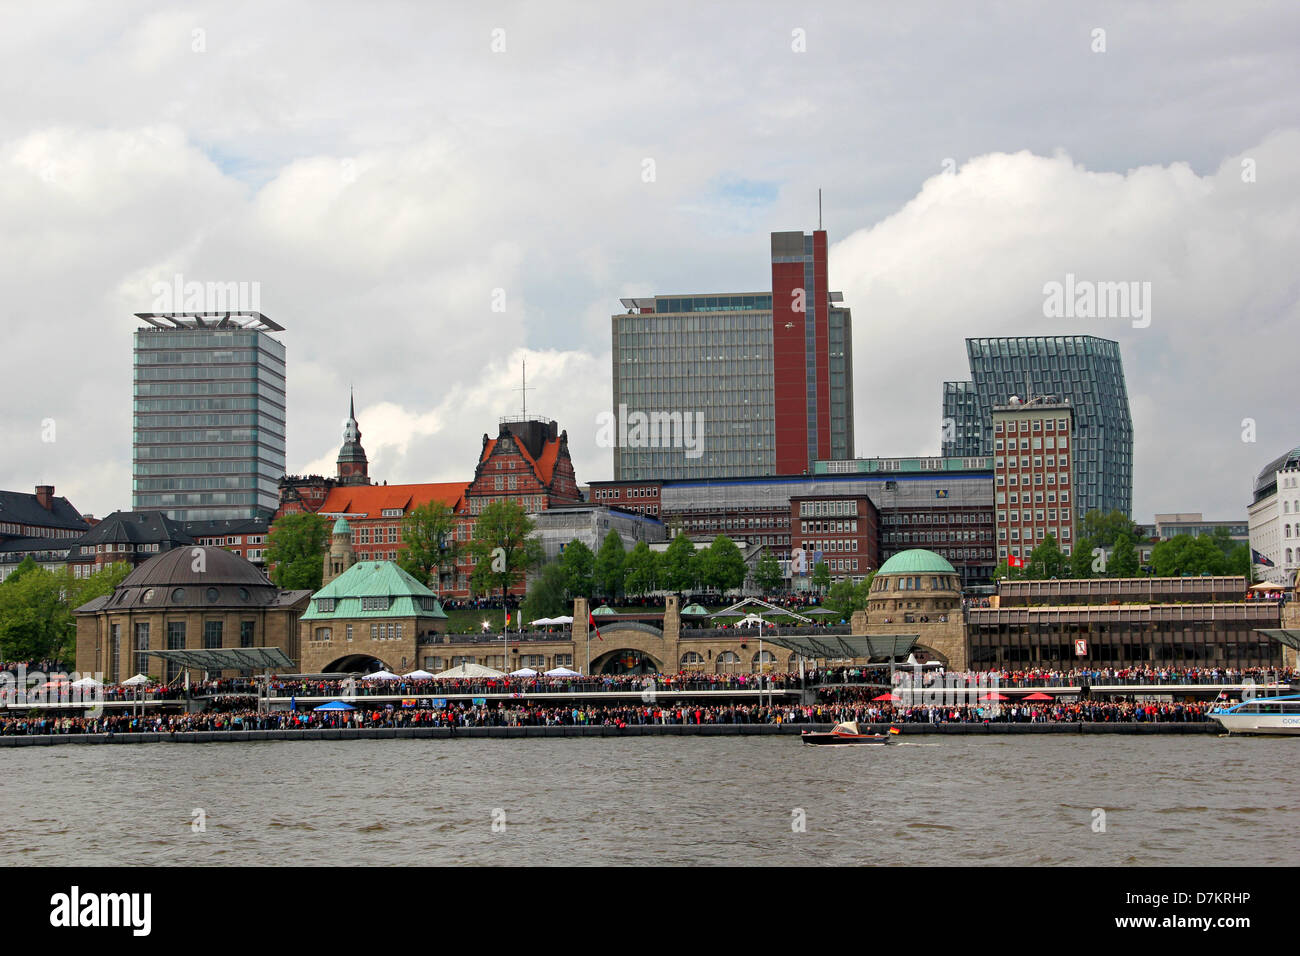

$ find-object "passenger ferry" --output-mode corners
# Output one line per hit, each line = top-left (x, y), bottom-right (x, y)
(1210, 694), (1300, 736)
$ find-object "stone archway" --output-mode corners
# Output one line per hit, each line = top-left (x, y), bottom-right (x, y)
(321, 654), (392, 674)
(576, 624), (672, 675)
(589, 648), (662, 675)
(909, 644), (950, 667)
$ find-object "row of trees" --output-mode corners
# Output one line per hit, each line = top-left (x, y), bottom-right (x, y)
(994, 510), (1252, 581)
(0, 559), (131, 663)
(521, 532), (754, 622)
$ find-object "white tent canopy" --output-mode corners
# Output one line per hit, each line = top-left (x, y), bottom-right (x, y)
(550, 616), (574, 625)
(362, 670), (402, 681)
(510, 667), (539, 677)
(121, 674), (151, 686)
(529, 618), (556, 626)
(403, 670), (436, 680)
(544, 666), (582, 677)
(70, 677), (103, 688)
(433, 662), (508, 679)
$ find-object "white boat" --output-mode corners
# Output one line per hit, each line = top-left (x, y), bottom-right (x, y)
(1210, 694), (1300, 736)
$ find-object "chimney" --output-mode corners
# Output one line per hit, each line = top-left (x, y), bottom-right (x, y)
(35, 485), (54, 510)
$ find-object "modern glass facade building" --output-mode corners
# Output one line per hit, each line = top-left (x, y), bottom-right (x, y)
(132, 312), (286, 522)
(941, 336), (1132, 519)
(941, 380), (983, 458)
(611, 230), (854, 481)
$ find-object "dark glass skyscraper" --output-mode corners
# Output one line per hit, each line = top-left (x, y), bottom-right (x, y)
(132, 312), (286, 521)
(942, 335), (1132, 519)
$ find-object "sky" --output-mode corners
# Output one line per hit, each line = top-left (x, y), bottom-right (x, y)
(3, 0), (1298, 522)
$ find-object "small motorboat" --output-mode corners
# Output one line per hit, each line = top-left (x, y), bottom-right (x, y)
(801, 720), (896, 745)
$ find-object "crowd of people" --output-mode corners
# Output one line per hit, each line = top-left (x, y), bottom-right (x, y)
(0, 695), (1221, 737)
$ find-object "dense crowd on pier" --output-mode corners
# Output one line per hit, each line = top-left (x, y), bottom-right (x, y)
(0, 695), (1220, 736)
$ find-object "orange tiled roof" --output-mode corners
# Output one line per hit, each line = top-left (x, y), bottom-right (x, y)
(318, 482), (469, 519)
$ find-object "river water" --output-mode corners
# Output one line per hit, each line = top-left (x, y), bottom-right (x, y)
(4, 736), (1295, 866)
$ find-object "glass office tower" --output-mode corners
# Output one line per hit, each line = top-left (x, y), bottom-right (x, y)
(612, 294), (777, 480)
(132, 312), (286, 521)
(611, 229), (854, 481)
(952, 335), (1132, 519)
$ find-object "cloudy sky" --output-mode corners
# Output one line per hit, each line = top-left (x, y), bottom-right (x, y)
(4, 1), (1298, 522)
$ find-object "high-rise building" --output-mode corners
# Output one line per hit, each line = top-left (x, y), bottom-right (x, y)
(992, 396), (1075, 564)
(943, 335), (1132, 519)
(132, 312), (286, 522)
(611, 229), (853, 481)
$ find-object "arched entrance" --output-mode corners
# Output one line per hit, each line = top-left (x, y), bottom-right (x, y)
(322, 654), (392, 674)
(589, 648), (662, 675)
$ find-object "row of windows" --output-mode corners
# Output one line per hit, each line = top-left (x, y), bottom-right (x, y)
(801, 539), (860, 554)
(801, 520), (859, 534)
(997, 474), (1069, 487)
(994, 419), (1070, 434)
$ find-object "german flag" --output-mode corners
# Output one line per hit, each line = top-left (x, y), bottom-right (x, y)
(888, 726), (901, 735)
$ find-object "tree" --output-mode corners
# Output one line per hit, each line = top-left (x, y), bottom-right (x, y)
(467, 500), (545, 600)
(660, 533), (698, 593)
(0, 563), (130, 663)
(753, 552), (783, 593)
(265, 512), (330, 591)
(698, 535), (747, 594)
(811, 561), (830, 593)
(520, 562), (571, 623)
(854, 571), (877, 609)
(824, 579), (861, 620)
(1080, 510), (1139, 548)
(398, 501), (461, 594)
(623, 541), (660, 596)
(594, 530), (627, 599)
(1225, 543), (1250, 577)
(1026, 534), (1066, 579)
(1070, 536), (1098, 579)
(1109, 532), (1140, 577)
(558, 539), (595, 598)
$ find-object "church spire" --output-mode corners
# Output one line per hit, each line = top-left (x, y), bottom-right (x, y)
(337, 390), (369, 486)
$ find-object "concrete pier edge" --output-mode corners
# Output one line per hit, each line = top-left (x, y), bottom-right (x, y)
(0, 721), (1221, 746)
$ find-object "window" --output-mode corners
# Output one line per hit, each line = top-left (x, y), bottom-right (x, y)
(204, 621), (223, 649)
(240, 621), (254, 647)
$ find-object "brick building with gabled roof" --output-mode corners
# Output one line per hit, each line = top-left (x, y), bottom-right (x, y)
(272, 401), (584, 599)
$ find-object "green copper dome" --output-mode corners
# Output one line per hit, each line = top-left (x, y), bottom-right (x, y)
(877, 549), (957, 575)
(332, 516), (351, 534)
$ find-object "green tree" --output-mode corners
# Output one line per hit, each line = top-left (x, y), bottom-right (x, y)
(623, 541), (660, 596)
(467, 500), (545, 600)
(1070, 536), (1098, 579)
(660, 533), (698, 593)
(1080, 510), (1139, 548)
(521, 562), (571, 623)
(398, 501), (461, 594)
(0, 563), (129, 663)
(811, 561), (831, 592)
(824, 579), (862, 620)
(698, 535), (747, 594)
(1026, 534), (1066, 579)
(753, 552), (783, 593)
(1109, 531), (1140, 577)
(854, 570), (877, 609)
(265, 512), (331, 591)
(1225, 542), (1250, 577)
(559, 539), (596, 598)
(594, 530), (627, 599)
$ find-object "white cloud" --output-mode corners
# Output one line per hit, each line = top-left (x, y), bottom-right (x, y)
(832, 130), (1300, 519)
